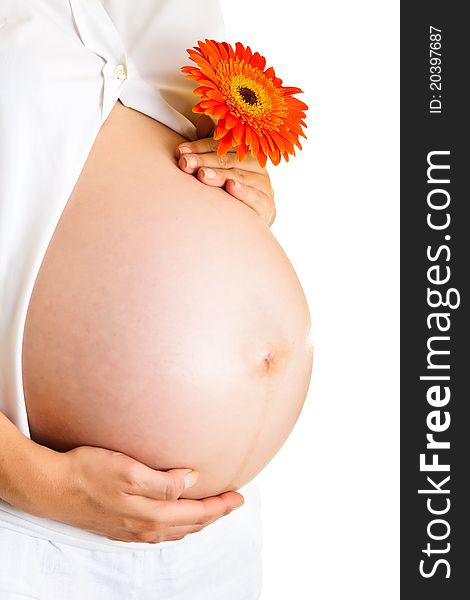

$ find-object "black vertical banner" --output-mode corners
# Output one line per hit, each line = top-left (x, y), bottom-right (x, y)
(401, 2), (469, 598)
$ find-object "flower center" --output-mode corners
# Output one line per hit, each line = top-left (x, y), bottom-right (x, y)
(228, 74), (272, 119)
(238, 86), (258, 106)
(215, 59), (289, 134)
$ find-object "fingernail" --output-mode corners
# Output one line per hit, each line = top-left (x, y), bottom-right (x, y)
(232, 501), (244, 511)
(201, 168), (216, 179)
(232, 180), (241, 191)
(177, 146), (191, 158)
(184, 470), (199, 489)
(184, 155), (197, 169)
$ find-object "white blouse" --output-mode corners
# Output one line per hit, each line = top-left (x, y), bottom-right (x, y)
(0, 0), (226, 437)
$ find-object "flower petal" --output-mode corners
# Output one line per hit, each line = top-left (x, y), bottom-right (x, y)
(213, 104), (230, 119)
(251, 52), (266, 72)
(235, 42), (246, 59)
(244, 124), (253, 146)
(232, 121), (245, 144)
(193, 86), (213, 96)
(244, 45), (253, 63)
(217, 132), (235, 155)
(206, 89), (226, 102)
(250, 132), (260, 157)
(236, 143), (249, 161)
(257, 151), (268, 168)
(270, 145), (281, 165)
(225, 112), (240, 130)
(264, 66), (276, 80)
(259, 135), (270, 156)
(282, 86), (303, 95)
(214, 121), (228, 140)
(270, 130), (294, 154)
(206, 39), (223, 60)
(222, 41), (235, 59)
(200, 99), (221, 108)
(218, 41), (230, 60)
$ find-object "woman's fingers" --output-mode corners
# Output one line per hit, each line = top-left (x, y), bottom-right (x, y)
(177, 149), (273, 197)
(176, 137), (235, 158)
(175, 139), (276, 226)
(178, 148), (264, 174)
(193, 167), (275, 226)
(123, 465), (200, 501)
(194, 166), (271, 196)
(161, 492), (244, 526)
(142, 491), (244, 528)
(225, 179), (276, 227)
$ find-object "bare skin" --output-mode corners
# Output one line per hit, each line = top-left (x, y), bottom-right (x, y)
(0, 113), (278, 544)
(21, 100), (312, 500)
(0, 411), (244, 543)
(2, 102), (311, 543)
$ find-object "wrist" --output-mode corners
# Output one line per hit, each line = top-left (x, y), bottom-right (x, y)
(0, 416), (67, 518)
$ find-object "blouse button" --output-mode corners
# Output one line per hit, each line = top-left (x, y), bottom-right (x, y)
(113, 64), (127, 80)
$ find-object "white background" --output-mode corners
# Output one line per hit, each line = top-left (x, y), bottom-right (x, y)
(221, 1), (400, 598)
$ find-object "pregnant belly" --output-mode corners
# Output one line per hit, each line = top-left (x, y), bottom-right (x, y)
(22, 101), (313, 499)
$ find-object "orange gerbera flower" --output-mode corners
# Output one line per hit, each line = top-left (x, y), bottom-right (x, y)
(181, 39), (308, 168)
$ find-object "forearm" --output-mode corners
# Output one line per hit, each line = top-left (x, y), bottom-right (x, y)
(0, 413), (243, 542)
(0, 411), (61, 515)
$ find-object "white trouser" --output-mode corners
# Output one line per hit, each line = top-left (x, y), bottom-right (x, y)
(0, 480), (263, 600)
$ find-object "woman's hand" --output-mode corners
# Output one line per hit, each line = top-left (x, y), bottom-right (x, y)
(175, 115), (276, 227)
(55, 446), (244, 543)
(2, 426), (244, 544)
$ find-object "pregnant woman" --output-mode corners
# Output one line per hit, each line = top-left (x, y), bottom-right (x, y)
(0, 1), (313, 599)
